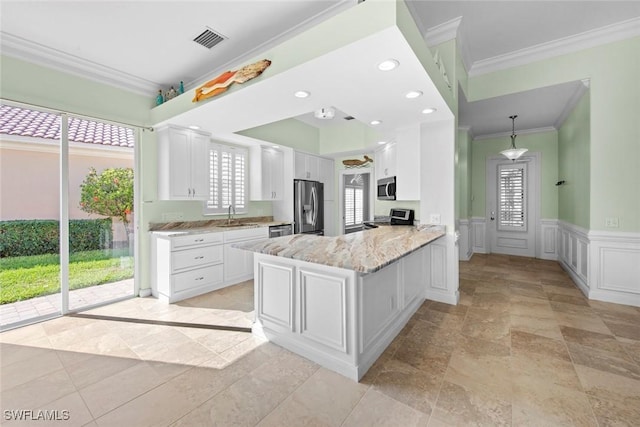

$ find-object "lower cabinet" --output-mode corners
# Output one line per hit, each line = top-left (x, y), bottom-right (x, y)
(253, 246), (429, 381)
(151, 226), (269, 303)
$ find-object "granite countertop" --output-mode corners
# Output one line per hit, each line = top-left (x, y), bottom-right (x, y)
(234, 224), (445, 274)
(149, 216), (292, 236)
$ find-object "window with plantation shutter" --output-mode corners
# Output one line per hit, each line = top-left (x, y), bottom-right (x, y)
(498, 163), (527, 231)
(205, 143), (247, 214)
(344, 173), (369, 230)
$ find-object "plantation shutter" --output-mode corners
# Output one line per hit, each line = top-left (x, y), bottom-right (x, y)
(344, 186), (364, 227)
(498, 163), (527, 231)
(205, 143), (247, 214)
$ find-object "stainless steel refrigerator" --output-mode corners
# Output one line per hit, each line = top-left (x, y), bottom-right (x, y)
(294, 179), (324, 235)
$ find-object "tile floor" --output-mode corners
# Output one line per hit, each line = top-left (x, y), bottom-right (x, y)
(1, 254), (639, 426)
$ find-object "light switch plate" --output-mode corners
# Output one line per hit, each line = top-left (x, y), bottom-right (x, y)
(430, 214), (441, 225)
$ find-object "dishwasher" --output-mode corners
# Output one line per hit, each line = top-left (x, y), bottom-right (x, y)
(268, 224), (293, 238)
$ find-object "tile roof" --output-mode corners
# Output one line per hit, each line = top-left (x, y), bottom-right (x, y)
(0, 105), (135, 148)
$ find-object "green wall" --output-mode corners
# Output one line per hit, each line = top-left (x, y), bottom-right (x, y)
(468, 37), (640, 232)
(558, 92), (590, 229)
(470, 131), (559, 219)
(457, 128), (472, 219)
(239, 118), (319, 153)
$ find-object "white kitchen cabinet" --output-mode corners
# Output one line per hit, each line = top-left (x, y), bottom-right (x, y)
(223, 227), (269, 284)
(157, 125), (210, 200)
(374, 142), (397, 182)
(250, 146), (284, 200)
(294, 151), (320, 181)
(151, 231), (224, 303)
(318, 157), (335, 201)
(152, 226), (269, 303)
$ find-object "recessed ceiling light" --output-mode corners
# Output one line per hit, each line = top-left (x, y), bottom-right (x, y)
(189, 125), (200, 130)
(377, 59), (399, 71)
(421, 108), (437, 114)
(377, 141), (387, 145)
(294, 90), (310, 98)
(272, 145), (279, 149)
(370, 120), (382, 125)
(405, 91), (423, 99)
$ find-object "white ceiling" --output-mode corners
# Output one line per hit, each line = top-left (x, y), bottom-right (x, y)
(1, 1), (639, 140)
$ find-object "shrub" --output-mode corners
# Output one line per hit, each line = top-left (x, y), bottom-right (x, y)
(0, 219), (112, 257)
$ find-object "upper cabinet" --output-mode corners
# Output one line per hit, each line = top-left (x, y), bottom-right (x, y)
(375, 142), (397, 182)
(157, 125), (210, 200)
(375, 126), (420, 200)
(294, 151), (319, 181)
(250, 146), (284, 201)
(295, 151), (334, 200)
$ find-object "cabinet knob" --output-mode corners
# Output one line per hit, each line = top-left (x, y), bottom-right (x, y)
(194, 238), (204, 242)
(195, 256), (204, 259)
(195, 277), (204, 281)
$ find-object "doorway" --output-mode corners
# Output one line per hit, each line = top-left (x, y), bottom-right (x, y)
(486, 153), (540, 257)
(340, 169), (373, 234)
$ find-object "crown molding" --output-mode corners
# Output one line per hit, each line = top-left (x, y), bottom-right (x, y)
(424, 16), (462, 47)
(554, 79), (590, 129)
(469, 16), (640, 76)
(1, 32), (157, 96)
(473, 126), (556, 141)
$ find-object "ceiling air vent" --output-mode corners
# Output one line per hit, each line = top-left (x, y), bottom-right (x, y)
(193, 28), (225, 49)
(343, 116), (355, 121)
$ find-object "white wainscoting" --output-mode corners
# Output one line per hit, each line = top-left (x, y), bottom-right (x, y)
(558, 221), (640, 307)
(471, 217), (487, 254)
(557, 221), (590, 297)
(588, 229), (640, 307)
(539, 219), (559, 260)
(458, 219), (472, 261)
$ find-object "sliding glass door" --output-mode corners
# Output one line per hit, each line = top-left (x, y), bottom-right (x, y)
(0, 103), (136, 330)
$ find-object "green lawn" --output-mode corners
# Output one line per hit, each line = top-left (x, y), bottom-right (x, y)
(0, 249), (133, 304)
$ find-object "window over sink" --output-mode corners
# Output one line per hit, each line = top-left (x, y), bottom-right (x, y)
(204, 143), (247, 215)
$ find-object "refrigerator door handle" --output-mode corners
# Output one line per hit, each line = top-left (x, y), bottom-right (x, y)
(295, 182), (304, 232)
(311, 186), (318, 226)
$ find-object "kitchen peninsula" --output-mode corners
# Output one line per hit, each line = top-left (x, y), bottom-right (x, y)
(235, 224), (445, 381)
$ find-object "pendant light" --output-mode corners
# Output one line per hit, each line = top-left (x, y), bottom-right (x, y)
(500, 115), (528, 160)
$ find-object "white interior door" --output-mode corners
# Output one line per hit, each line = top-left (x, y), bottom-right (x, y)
(486, 154), (539, 257)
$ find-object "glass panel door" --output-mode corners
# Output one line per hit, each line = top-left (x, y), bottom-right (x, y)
(67, 116), (135, 311)
(0, 105), (62, 329)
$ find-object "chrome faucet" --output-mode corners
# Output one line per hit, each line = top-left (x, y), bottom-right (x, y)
(227, 205), (235, 224)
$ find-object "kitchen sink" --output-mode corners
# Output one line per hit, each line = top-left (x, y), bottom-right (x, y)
(217, 222), (259, 228)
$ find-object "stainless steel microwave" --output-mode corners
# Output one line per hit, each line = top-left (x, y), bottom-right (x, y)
(377, 176), (396, 200)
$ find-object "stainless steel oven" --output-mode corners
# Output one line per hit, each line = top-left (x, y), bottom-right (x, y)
(377, 176), (396, 200)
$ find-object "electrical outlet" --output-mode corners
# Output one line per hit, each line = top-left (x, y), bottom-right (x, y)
(605, 217), (619, 228)
(430, 214), (441, 225)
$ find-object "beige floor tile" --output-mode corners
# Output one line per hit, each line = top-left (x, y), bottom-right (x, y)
(566, 342), (640, 381)
(511, 373), (598, 426)
(510, 314), (564, 340)
(574, 364), (640, 426)
(79, 361), (166, 418)
(1, 369), (77, 411)
(553, 311), (613, 334)
(342, 389), (430, 427)
(393, 337), (452, 374)
(470, 291), (510, 310)
(257, 368), (369, 427)
(509, 281), (547, 300)
(546, 292), (590, 307)
(63, 353), (140, 390)
(405, 319), (462, 352)
(617, 337), (640, 365)
(461, 307), (510, 346)
(511, 351), (582, 391)
(0, 347), (63, 391)
(372, 358), (441, 414)
(511, 330), (570, 361)
(431, 380), (511, 426)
